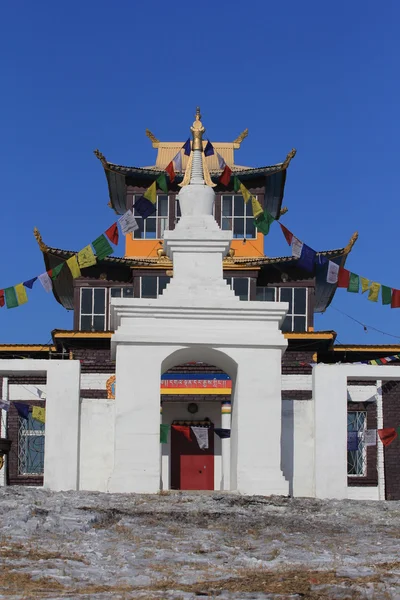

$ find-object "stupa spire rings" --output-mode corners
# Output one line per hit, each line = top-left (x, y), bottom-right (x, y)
(191, 106), (205, 151)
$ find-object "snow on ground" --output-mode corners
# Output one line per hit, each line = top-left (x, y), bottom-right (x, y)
(0, 488), (399, 599)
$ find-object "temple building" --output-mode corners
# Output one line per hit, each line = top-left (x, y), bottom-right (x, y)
(0, 110), (399, 499)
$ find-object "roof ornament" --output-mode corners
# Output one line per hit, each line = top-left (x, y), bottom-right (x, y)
(233, 128), (249, 147)
(93, 149), (107, 166)
(191, 107), (205, 152)
(180, 107), (215, 188)
(145, 129), (160, 147)
(33, 227), (47, 252)
(282, 148), (297, 170)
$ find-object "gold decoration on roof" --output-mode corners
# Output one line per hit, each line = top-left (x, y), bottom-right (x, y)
(344, 231), (358, 255)
(93, 149), (107, 165)
(191, 107), (205, 151)
(233, 128), (249, 148)
(145, 129), (160, 147)
(280, 207), (289, 217)
(282, 148), (297, 169)
(33, 228), (47, 252)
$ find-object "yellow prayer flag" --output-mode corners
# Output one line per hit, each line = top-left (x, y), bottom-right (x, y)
(360, 277), (371, 294)
(67, 255), (81, 279)
(77, 245), (97, 269)
(143, 181), (157, 204)
(251, 196), (264, 218)
(368, 282), (381, 302)
(239, 183), (251, 204)
(32, 406), (45, 424)
(15, 283), (28, 306)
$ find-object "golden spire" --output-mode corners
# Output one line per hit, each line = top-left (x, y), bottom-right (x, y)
(191, 107), (205, 151)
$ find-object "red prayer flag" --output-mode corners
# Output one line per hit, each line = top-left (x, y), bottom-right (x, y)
(105, 223), (119, 246)
(219, 164), (232, 186)
(172, 425), (192, 441)
(280, 223), (293, 245)
(391, 289), (400, 308)
(378, 428), (397, 447)
(47, 269), (53, 278)
(0, 290), (4, 308)
(165, 161), (175, 183)
(337, 267), (350, 288)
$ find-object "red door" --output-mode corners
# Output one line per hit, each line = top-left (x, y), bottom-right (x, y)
(171, 425), (214, 490)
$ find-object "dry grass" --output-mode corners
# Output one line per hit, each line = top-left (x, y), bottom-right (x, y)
(0, 540), (89, 564)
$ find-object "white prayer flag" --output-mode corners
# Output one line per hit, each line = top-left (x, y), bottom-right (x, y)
(364, 429), (377, 447)
(291, 237), (303, 259)
(119, 210), (139, 235)
(38, 272), (52, 293)
(173, 150), (182, 172)
(0, 400), (10, 412)
(327, 261), (339, 284)
(191, 426), (209, 450)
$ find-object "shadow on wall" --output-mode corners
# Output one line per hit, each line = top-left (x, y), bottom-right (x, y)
(281, 400), (294, 496)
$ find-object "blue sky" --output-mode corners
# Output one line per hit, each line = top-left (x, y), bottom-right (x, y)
(0, 0), (399, 345)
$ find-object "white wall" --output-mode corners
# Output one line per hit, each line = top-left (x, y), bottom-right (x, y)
(281, 400), (314, 497)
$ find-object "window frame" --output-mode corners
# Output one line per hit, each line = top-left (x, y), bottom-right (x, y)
(347, 410), (367, 477)
(18, 412), (45, 476)
(79, 287), (107, 332)
(254, 285), (309, 332)
(133, 194), (169, 239)
(139, 276), (170, 299)
(224, 277), (250, 301)
(220, 194), (257, 239)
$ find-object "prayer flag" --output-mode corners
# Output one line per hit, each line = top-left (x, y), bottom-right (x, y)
(239, 183), (251, 204)
(13, 402), (29, 420)
(204, 140), (214, 156)
(364, 429), (377, 446)
(233, 176), (241, 192)
(134, 196), (156, 219)
(5, 287), (18, 309)
(50, 263), (64, 280)
(92, 234), (114, 260)
(251, 196), (264, 218)
(0, 290), (4, 308)
(160, 424), (169, 444)
(219, 164), (232, 186)
(156, 173), (169, 193)
(23, 277), (37, 289)
(214, 428), (231, 439)
(38, 272), (52, 293)
(0, 400), (10, 411)
(280, 223), (293, 246)
(77, 245), (97, 269)
(381, 286), (392, 306)
(191, 426), (209, 450)
(347, 273), (360, 293)
(165, 161), (175, 183)
(183, 138), (191, 156)
(15, 284), (28, 306)
(347, 431), (358, 451)
(172, 425), (192, 441)
(144, 181), (157, 204)
(254, 210), (274, 235)
(378, 428), (397, 447)
(119, 210), (139, 235)
(32, 406), (45, 424)
(326, 261), (339, 284)
(291, 237), (303, 259)
(317, 255), (329, 266)
(67, 255), (81, 279)
(105, 223), (119, 245)
(391, 289), (400, 308)
(173, 151), (182, 172)
(217, 152), (226, 169)
(297, 244), (316, 272)
(368, 282), (380, 302)
(337, 267), (350, 288)
(361, 277), (371, 294)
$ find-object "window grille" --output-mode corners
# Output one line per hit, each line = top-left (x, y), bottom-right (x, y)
(18, 413), (45, 476)
(225, 277), (250, 301)
(80, 288), (107, 331)
(347, 411), (367, 476)
(255, 287), (308, 332)
(139, 276), (170, 299)
(133, 195), (169, 239)
(221, 195), (256, 239)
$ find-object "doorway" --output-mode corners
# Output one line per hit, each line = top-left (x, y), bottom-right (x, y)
(171, 420), (214, 490)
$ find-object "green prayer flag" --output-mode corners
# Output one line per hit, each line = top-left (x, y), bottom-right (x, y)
(156, 173), (169, 194)
(51, 263), (64, 280)
(347, 273), (359, 293)
(160, 424), (169, 444)
(397, 426), (400, 439)
(233, 176), (241, 192)
(382, 285), (392, 305)
(254, 210), (274, 235)
(5, 287), (18, 309)
(92, 234), (114, 261)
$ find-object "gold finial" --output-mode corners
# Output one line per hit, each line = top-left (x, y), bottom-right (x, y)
(344, 231), (358, 255)
(93, 149), (107, 165)
(33, 227), (47, 252)
(233, 128), (249, 147)
(282, 148), (297, 170)
(191, 106), (205, 151)
(145, 129), (160, 147)
(279, 207), (289, 217)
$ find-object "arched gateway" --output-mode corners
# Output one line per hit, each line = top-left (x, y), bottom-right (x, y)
(108, 110), (289, 495)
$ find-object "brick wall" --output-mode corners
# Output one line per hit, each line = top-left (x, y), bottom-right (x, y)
(382, 380), (400, 500)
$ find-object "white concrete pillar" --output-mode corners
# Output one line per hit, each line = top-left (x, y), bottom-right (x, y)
(0, 377), (9, 487)
(233, 348), (288, 496)
(44, 361), (81, 491)
(376, 380), (385, 500)
(313, 365), (348, 499)
(221, 401), (231, 491)
(108, 344), (163, 493)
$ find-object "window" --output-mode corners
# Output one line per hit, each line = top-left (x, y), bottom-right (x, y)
(175, 198), (181, 225)
(255, 286), (308, 332)
(80, 288), (106, 331)
(225, 277), (250, 301)
(347, 412), (367, 476)
(221, 195), (256, 239)
(18, 412), (45, 475)
(109, 287), (134, 323)
(139, 276), (170, 298)
(134, 195), (169, 239)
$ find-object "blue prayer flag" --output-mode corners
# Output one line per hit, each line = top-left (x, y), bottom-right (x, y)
(204, 140), (214, 157)
(183, 139), (191, 156)
(23, 277), (38, 289)
(347, 431), (358, 451)
(297, 244), (316, 272)
(214, 428), (231, 439)
(13, 402), (29, 420)
(134, 196), (156, 219)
